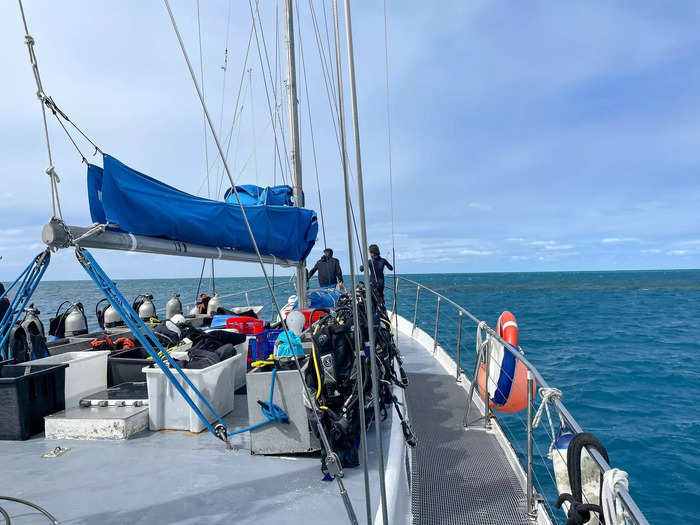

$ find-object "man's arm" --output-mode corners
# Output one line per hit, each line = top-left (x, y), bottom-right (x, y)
(384, 258), (393, 271)
(307, 262), (318, 279)
(335, 260), (343, 283)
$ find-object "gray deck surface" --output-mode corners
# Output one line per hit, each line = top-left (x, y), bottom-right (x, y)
(0, 389), (390, 524)
(398, 332), (530, 525)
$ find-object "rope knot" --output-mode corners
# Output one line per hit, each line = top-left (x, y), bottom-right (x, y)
(45, 165), (60, 183)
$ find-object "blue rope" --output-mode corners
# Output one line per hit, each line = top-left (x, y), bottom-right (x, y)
(228, 368), (289, 435)
(76, 248), (229, 441)
(0, 251), (50, 359)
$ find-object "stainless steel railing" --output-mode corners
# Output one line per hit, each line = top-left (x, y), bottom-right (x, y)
(389, 275), (649, 525)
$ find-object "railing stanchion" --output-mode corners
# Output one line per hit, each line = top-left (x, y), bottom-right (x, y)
(455, 311), (462, 381)
(484, 339), (491, 430)
(411, 286), (420, 335)
(433, 297), (440, 353)
(526, 371), (535, 520)
(245, 292), (250, 307)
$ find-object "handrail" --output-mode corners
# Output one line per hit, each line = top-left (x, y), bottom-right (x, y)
(389, 275), (649, 525)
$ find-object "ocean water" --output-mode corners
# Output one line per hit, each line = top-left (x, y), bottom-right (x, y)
(7, 270), (699, 523)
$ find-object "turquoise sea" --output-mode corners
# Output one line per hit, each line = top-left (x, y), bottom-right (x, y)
(8, 270), (700, 523)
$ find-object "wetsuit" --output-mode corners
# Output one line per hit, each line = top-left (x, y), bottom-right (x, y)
(360, 255), (393, 304)
(308, 256), (344, 288)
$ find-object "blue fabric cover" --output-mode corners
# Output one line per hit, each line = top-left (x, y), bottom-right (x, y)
(274, 331), (304, 357)
(292, 286), (342, 310)
(224, 185), (294, 206)
(87, 155), (317, 262)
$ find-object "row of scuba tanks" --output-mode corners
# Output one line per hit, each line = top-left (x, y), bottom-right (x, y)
(4, 292), (225, 363)
(95, 292), (224, 329)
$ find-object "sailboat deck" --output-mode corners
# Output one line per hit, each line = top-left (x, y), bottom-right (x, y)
(398, 329), (532, 525)
(0, 388), (390, 524)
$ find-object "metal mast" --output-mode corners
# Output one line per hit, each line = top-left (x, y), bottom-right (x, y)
(342, 0), (389, 522)
(283, 0), (307, 307)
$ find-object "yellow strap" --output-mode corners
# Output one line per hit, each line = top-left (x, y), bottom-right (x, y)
(251, 359), (275, 368)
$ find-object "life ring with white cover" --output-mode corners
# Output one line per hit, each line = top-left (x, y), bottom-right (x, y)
(477, 311), (534, 413)
(552, 427), (604, 524)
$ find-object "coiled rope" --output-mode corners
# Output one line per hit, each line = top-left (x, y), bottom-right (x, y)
(532, 386), (564, 455)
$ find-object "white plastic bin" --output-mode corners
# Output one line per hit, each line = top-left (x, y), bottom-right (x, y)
(30, 351), (110, 407)
(143, 353), (243, 433)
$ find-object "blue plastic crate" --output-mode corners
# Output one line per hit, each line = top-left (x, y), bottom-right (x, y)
(248, 329), (282, 364)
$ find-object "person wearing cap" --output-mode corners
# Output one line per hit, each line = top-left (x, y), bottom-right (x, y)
(307, 248), (344, 290)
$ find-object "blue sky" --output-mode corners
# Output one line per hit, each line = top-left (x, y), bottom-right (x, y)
(1, 1), (699, 281)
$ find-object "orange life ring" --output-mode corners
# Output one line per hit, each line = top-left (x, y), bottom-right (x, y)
(477, 311), (535, 413)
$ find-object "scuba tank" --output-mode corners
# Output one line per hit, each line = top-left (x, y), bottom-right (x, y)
(165, 293), (183, 320)
(96, 299), (124, 330)
(64, 303), (88, 337)
(188, 305), (199, 316)
(49, 301), (88, 338)
(132, 294), (156, 321)
(20, 304), (49, 360)
(206, 293), (222, 315)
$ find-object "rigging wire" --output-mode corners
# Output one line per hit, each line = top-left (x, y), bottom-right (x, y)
(17, 0), (60, 219)
(383, 0), (399, 309)
(195, 0), (216, 293)
(249, 68), (259, 190)
(162, 4), (358, 520)
(294, 0), (327, 249)
(340, 0), (389, 521)
(331, 1), (372, 520)
(248, 0), (290, 185)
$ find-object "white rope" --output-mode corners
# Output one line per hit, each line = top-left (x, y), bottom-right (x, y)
(532, 386), (564, 455)
(602, 468), (630, 525)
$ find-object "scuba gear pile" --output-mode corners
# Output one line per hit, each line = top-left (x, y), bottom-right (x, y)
(49, 301), (88, 338)
(304, 287), (414, 475)
(3, 304), (50, 363)
(90, 334), (135, 352)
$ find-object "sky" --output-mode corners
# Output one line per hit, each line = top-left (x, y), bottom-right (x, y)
(1, 1), (699, 281)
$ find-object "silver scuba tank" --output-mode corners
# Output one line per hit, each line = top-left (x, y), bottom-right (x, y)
(21, 305), (45, 339)
(188, 305), (199, 316)
(206, 293), (222, 314)
(137, 294), (156, 321)
(165, 293), (183, 320)
(103, 305), (123, 328)
(64, 304), (88, 336)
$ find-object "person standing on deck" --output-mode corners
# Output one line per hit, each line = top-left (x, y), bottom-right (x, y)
(307, 248), (345, 290)
(360, 244), (393, 305)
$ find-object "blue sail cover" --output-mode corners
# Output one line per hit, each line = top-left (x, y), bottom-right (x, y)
(87, 155), (317, 261)
(223, 185), (294, 206)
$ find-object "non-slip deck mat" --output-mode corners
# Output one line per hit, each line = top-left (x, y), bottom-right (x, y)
(406, 372), (530, 525)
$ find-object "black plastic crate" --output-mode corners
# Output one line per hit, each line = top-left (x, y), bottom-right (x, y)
(0, 363), (68, 440)
(107, 347), (151, 386)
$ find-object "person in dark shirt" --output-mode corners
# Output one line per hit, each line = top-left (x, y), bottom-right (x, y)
(360, 244), (393, 305)
(308, 248), (344, 289)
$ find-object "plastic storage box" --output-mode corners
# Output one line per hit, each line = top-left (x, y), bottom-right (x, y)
(143, 353), (244, 433)
(225, 316), (264, 335)
(0, 363), (68, 440)
(108, 347), (151, 386)
(29, 351), (110, 407)
(248, 329), (282, 364)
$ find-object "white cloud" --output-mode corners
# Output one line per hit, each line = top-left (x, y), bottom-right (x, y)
(668, 250), (689, 256)
(468, 202), (492, 211)
(528, 240), (556, 246)
(602, 237), (639, 244)
(544, 244), (573, 251)
(642, 248), (662, 254)
(460, 249), (494, 256)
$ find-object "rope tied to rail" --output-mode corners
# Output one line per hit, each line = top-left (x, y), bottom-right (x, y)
(555, 432), (608, 525)
(602, 468), (630, 525)
(533, 386), (564, 455)
(228, 368), (289, 436)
